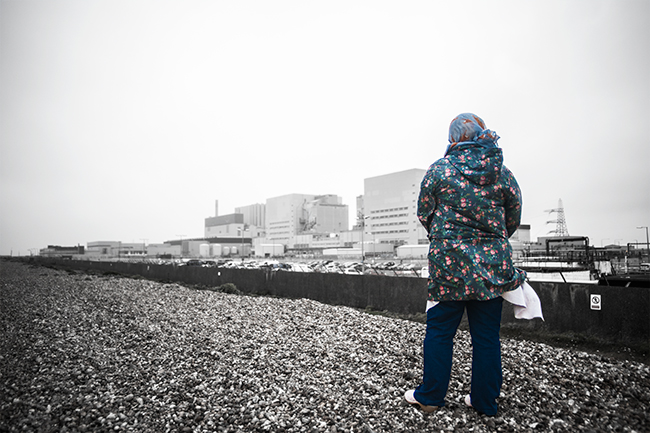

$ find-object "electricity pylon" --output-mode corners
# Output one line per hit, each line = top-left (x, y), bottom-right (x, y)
(546, 198), (569, 237)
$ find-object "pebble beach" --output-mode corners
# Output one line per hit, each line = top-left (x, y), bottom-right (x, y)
(1, 259), (648, 432)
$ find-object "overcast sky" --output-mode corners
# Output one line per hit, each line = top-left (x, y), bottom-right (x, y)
(1, 0), (649, 255)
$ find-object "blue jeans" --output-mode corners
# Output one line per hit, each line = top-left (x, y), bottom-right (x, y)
(413, 297), (503, 416)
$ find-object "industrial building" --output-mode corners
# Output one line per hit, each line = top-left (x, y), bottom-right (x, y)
(247, 170), (429, 256)
(39, 245), (85, 258)
(41, 168), (535, 260)
(204, 214), (245, 238)
(235, 202), (266, 230)
(265, 194), (349, 244)
(362, 168), (429, 247)
(86, 241), (145, 258)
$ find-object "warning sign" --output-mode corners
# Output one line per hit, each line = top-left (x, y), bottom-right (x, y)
(590, 294), (601, 310)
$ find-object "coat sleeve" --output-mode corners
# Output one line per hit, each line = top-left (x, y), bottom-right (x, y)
(417, 164), (439, 234)
(502, 165), (522, 238)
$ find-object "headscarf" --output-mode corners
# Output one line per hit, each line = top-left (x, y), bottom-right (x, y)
(445, 113), (500, 156)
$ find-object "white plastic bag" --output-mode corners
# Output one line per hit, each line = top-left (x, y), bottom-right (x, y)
(501, 281), (544, 320)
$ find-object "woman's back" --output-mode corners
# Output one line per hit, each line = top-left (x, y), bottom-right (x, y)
(418, 113), (526, 301)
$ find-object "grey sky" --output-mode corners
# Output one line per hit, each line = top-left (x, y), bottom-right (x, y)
(1, 0), (649, 255)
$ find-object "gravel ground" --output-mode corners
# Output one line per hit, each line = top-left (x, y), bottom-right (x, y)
(1, 260), (649, 433)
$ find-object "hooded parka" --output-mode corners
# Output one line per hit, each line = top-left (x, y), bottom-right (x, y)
(418, 121), (526, 301)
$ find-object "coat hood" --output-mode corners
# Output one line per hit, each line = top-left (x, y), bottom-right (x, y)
(447, 143), (503, 186)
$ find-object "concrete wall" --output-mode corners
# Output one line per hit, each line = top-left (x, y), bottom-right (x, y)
(32, 258), (649, 348)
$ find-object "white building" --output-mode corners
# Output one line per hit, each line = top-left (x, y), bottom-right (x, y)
(147, 243), (181, 258)
(86, 241), (147, 258)
(86, 241), (120, 257)
(235, 203), (266, 230)
(253, 244), (285, 258)
(166, 238), (251, 258)
(205, 214), (245, 238)
(206, 169), (530, 259)
(363, 168), (429, 247)
(265, 194), (349, 246)
(509, 224), (531, 259)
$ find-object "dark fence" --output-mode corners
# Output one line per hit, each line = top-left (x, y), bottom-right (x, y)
(28, 258), (650, 348)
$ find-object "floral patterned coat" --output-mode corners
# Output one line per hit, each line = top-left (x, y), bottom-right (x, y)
(418, 142), (526, 301)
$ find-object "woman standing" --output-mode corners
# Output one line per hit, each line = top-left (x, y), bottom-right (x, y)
(404, 113), (526, 416)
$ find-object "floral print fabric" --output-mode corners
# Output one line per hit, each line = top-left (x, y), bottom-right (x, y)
(418, 120), (526, 301)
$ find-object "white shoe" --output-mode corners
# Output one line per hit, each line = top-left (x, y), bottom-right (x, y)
(464, 394), (473, 408)
(404, 390), (438, 413)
